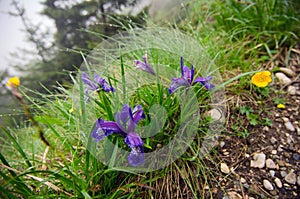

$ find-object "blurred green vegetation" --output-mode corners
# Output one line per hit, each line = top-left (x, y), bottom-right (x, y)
(1, 0), (146, 127)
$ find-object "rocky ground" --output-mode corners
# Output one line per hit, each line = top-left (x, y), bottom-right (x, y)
(216, 46), (300, 199)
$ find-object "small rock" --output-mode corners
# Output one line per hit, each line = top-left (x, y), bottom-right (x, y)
(207, 108), (224, 122)
(280, 171), (287, 178)
(243, 183), (250, 189)
(275, 72), (292, 84)
(221, 163), (230, 174)
(269, 170), (275, 178)
(282, 117), (295, 132)
(266, 159), (276, 169)
(292, 191), (298, 197)
(270, 190), (278, 196)
(263, 179), (274, 191)
(270, 137), (277, 144)
(240, 177), (246, 183)
(284, 172), (297, 185)
(289, 145), (295, 151)
(292, 153), (300, 161)
(263, 126), (269, 132)
(282, 117), (289, 123)
(277, 160), (285, 167)
(271, 150), (277, 155)
(296, 127), (300, 136)
(281, 167), (287, 171)
(287, 85), (296, 95)
(220, 141), (225, 148)
(224, 191), (242, 199)
(287, 136), (293, 144)
(274, 178), (283, 188)
(277, 145), (284, 152)
(297, 176), (300, 186)
(279, 67), (296, 77)
(250, 153), (266, 168)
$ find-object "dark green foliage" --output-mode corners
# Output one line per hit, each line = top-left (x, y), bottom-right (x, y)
(18, 0), (145, 93)
(213, 0), (300, 46)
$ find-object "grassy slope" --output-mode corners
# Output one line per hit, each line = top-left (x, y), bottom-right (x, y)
(1, 0), (299, 198)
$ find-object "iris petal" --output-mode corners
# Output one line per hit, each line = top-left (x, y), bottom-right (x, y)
(168, 78), (189, 94)
(125, 132), (143, 147)
(182, 66), (194, 84)
(115, 104), (131, 131)
(132, 105), (145, 124)
(180, 57), (184, 76)
(94, 75), (115, 92)
(82, 72), (98, 91)
(194, 76), (212, 82)
(127, 146), (144, 166)
(194, 76), (215, 90)
(125, 132), (144, 166)
(91, 119), (124, 142)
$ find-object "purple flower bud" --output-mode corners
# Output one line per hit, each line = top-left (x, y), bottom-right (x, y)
(134, 54), (155, 75)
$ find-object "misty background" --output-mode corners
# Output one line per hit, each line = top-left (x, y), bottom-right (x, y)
(0, 0), (185, 126)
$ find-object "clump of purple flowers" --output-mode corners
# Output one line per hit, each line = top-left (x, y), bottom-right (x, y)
(91, 104), (145, 166)
(168, 57), (214, 94)
(82, 56), (215, 166)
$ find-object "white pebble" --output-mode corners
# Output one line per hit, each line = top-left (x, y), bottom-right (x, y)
(279, 67), (296, 77)
(220, 163), (230, 174)
(274, 178), (283, 188)
(250, 153), (266, 168)
(287, 85), (296, 95)
(282, 118), (295, 132)
(271, 150), (277, 155)
(263, 179), (274, 191)
(266, 159), (276, 169)
(275, 72), (292, 84)
(269, 170), (275, 178)
(285, 172), (297, 185)
(240, 177), (246, 183)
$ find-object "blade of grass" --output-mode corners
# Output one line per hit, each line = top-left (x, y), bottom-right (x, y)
(0, 160), (33, 195)
(1, 128), (32, 168)
(0, 185), (19, 199)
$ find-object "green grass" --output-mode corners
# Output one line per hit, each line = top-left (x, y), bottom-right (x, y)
(1, 0), (299, 198)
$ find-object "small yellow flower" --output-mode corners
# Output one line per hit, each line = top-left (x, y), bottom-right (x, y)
(6, 76), (20, 88)
(251, 71), (272, 87)
(277, 103), (285, 109)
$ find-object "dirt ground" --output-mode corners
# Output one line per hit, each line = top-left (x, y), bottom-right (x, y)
(215, 45), (300, 199)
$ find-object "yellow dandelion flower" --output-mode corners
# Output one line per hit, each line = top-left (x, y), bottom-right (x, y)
(6, 76), (20, 88)
(251, 71), (272, 88)
(277, 103), (285, 109)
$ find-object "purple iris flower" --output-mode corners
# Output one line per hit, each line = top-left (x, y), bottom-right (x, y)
(134, 54), (155, 75)
(168, 57), (215, 94)
(91, 104), (145, 166)
(81, 72), (114, 98)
